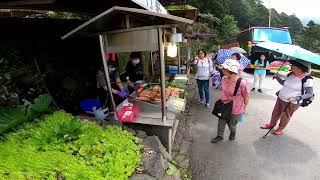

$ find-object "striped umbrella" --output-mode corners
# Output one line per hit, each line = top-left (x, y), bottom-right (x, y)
(217, 49), (251, 68)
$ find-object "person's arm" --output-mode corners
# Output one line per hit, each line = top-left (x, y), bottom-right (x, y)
(127, 79), (135, 88)
(254, 60), (259, 69)
(101, 85), (118, 95)
(273, 74), (285, 85)
(293, 79), (314, 101)
(240, 80), (250, 111)
(293, 87), (314, 101)
(243, 94), (249, 110)
(209, 59), (214, 73)
(111, 88), (118, 94)
(115, 77), (123, 90)
(192, 56), (199, 64)
(265, 61), (270, 70)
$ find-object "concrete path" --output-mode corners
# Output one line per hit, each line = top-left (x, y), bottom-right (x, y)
(189, 72), (320, 180)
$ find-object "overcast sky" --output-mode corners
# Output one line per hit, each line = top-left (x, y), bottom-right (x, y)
(261, 0), (320, 24)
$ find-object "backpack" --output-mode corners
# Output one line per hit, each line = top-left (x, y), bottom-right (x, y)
(288, 72), (314, 107)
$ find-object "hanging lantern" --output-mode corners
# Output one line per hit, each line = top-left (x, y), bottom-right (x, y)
(167, 43), (177, 58)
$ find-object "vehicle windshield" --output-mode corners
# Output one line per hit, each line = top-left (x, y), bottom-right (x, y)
(252, 28), (292, 44)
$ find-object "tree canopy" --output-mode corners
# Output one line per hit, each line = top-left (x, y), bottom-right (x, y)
(188, 0), (319, 54)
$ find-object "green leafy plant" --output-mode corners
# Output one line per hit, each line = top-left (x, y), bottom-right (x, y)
(54, 117), (82, 141)
(179, 92), (189, 99)
(25, 94), (53, 120)
(166, 81), (187, 89)
(0, 94), (52, 135)
(166, 163), (176, 176)
(0, 106), (26, 134)
(0, 111), (142, 179)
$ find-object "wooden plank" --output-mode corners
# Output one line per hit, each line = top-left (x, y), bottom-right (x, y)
(171, 119), (180, 144)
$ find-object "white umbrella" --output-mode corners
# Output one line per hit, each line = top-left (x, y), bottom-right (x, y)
(230, 47), (247, 54)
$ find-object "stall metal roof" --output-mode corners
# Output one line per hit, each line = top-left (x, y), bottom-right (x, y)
(61, 6), (193, 39)
(0, 0), (142, 15)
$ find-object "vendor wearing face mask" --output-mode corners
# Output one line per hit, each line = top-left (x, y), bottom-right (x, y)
(96, 60), (127, 107)
(125, 52), (146, 93)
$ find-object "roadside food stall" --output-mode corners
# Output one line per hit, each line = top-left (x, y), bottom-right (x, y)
(62, 6), (193, 153)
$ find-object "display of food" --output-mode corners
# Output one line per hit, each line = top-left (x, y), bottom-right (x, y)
(137, 84), (184, 103)
(137, 90), (156, 101)
(166, 96), (186, 112)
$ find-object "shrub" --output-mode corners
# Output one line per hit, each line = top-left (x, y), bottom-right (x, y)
(0, 111), (142, 180)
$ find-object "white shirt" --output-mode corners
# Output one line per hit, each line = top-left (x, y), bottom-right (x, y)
(279, 75), (313, 104)
(194, 58), (213, 80)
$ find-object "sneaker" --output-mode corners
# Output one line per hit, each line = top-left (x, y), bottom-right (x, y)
(197, 99), (205, 104)
(251, 88), (255, 91)
(229, 132), (236, 141)
(258, 89), (262, 93)
(206, 103), (210, 108)
(260, 124), (273, 129)
(273, 128), (283, 135)
(211, 136), (223, 143)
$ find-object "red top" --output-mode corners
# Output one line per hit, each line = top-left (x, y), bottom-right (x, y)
(221, 77), (249, 114)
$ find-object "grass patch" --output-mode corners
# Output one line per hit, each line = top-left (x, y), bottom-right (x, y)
(166, 5), (197, 11)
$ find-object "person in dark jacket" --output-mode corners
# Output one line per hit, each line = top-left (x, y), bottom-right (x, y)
(96, 58), (127, 107)
(125, 52), (146, 93)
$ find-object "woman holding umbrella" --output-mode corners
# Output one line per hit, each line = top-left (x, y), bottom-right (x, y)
(231, 52), (243, 76)
(260, 60), (314, 135)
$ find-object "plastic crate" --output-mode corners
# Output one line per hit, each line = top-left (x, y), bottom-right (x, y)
(80, 99), (101, 112)
(168, 66), (179, 74)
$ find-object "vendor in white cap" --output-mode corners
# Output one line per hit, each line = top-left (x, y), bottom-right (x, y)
(211, 59), (250, 143)
(260, 59), (314, 135)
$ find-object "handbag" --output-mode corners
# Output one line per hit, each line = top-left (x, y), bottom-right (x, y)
(212, 78), (242, 120)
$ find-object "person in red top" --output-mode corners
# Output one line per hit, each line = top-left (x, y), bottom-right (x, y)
(211, 59), (250, 143)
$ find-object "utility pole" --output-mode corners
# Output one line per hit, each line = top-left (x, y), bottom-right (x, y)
(268, 0), (271, 27)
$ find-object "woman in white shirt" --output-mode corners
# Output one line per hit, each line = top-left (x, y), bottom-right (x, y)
(193, 50), (213, 107)
(260, 60), (314, 135)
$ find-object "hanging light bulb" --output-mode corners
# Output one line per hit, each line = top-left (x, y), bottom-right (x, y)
(167, 43), (177, 58)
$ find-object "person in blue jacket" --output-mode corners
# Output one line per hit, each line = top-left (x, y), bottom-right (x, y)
(251, 54), (269, 93)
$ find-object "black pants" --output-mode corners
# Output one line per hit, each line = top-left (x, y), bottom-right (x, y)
(97, 88), (125, 110)
(97, 87), (110, 109)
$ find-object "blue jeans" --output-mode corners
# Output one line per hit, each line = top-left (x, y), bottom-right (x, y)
(196, 79), (210, 104)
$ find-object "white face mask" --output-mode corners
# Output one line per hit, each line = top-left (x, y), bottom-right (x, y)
(132, 58), (140, 65)
(109, 67), (116, 72)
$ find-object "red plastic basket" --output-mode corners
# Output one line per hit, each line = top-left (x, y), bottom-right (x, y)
(117, 106), (137, 122)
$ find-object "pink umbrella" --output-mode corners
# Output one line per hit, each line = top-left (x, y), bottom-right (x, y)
(269, 61), (290, 67)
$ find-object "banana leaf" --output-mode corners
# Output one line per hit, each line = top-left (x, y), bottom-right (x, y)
(0, 94), (52, 135)
(0, 106), (26, 134)
(26, 94), (52, 120)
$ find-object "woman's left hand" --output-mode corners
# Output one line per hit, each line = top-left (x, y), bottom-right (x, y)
(288, 97), (296, 103)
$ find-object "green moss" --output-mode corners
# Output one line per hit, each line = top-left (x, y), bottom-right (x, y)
(0, 111), (142, 180)
(165, 5), (197, 11)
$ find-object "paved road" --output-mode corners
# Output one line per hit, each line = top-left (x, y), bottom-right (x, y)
(189, 72), (320, 180)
